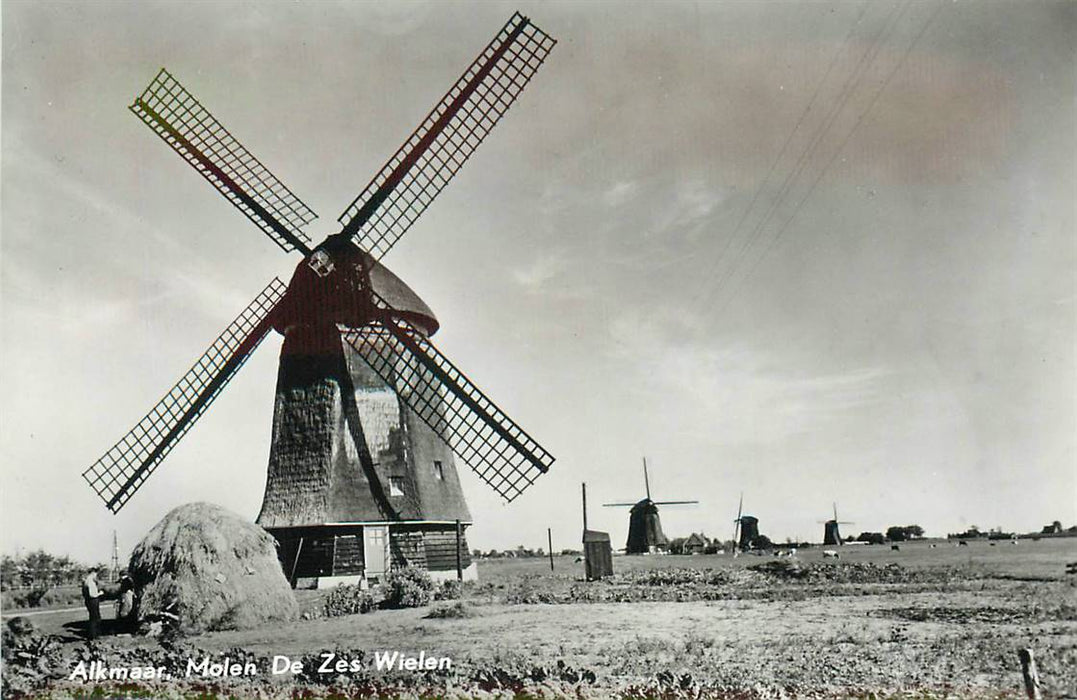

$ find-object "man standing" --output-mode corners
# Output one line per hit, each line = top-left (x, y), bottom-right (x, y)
(81, 567), (102, 640)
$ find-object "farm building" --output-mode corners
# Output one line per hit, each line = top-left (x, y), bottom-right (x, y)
(583, 530), (613, 580)
(669, 532), (711, 554)
(1042, 521), (1063, 535)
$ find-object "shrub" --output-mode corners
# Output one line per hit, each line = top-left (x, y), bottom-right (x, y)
(384, 567), (434, 609)
(323, 584), (377, 617)
(425, 601), (474, 619)
(434, 579), (462, 601)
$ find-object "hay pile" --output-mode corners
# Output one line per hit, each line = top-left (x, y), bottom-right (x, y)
(129, 502), (297, 634)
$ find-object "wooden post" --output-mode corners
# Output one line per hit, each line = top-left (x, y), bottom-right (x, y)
(455, 519), (463, 582)
(1019, 648), (1042, 699)
(547, 528), (554, 571)
(289, 537), (304, 587)
(582, 483), (588, 532)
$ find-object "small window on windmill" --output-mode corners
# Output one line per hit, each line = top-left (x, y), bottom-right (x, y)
(433, 461), (444, 480)
(307, 249), (334, 277)
(389, 476), (405, 496)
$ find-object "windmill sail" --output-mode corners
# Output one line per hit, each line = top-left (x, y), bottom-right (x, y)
(130, 69), (317, 254)
(82, 279), (287, 512)
(342, 315), (553, 503)
(338, 12), (556, 260)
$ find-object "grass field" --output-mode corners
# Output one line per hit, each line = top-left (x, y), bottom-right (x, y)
(3, 537), (1075, 699)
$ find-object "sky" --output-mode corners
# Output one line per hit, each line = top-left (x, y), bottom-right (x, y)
(2, 0), (1074, 563)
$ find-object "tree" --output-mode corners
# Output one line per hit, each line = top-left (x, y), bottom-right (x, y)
(0, 555), (16, 589)
(749, 535), (773, 550)
(886, 526), (907, 542)
(904, 525), (925, 539)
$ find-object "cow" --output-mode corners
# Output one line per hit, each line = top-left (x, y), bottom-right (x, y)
(823, 550), (840, 559)
(891, 545), (900, 551)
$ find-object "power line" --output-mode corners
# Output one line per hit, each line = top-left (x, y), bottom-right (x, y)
(702, 0), (911, 315)
(693, 1), (872, 308)
(710, 1), (945, 321)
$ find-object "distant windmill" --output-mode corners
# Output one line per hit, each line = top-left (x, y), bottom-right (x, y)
(603, 458), (698, 554)
(819, 502), (854, 546)
(732, 493), (762, 552)
(81, 13), (558, 584)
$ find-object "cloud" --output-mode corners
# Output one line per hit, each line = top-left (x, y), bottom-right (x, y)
(602, 180), (638, 208)
(645, 178), (733, 242)
(510, 251), (567, 292)
(607, 308), (889, 445)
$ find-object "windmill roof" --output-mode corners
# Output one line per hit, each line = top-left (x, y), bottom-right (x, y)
(366, 255), (439, 336)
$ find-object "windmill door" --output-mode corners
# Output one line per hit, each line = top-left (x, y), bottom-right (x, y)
(363, 526), (389, 581)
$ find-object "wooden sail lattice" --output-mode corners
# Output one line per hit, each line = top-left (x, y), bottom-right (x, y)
(342, 314), (553, 503)
(82, 279), (287, 512)
(130, 69), (317, 254)
(339, 12), (556, 260)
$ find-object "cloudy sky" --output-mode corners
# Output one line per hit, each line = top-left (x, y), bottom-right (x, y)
(2, 1), (1073, 561)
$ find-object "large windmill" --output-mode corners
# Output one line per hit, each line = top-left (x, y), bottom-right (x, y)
(819, 502), (854, 546)
(603, 458), (698, 554)
(82, 13), (557, 584)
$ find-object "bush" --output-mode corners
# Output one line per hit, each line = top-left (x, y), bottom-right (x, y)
(384, 567), (434, 609)
(434, 579), (462, 601)
(425, 601), (474, 619)
(323, 584), (377, 617)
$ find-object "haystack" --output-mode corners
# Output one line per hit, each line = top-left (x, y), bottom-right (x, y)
(129, 502), (297, 634)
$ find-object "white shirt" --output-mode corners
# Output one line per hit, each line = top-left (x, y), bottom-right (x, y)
(83, 573), (100, 599)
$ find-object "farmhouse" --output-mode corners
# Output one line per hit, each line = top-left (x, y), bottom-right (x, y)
(682, 532), (710, 555)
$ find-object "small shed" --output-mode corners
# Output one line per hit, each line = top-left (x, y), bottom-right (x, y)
(583, 530), (613, 580)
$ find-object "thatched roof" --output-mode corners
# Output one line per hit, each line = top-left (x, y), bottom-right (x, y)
(130, 502), (297, 634)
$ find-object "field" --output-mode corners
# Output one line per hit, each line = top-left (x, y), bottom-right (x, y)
(3, 538), (1075, 699)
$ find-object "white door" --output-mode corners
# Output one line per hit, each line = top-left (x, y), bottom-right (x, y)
(363, 526), (389, 580)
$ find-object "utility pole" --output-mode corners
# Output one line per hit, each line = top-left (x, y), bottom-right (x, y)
(582, 482), (588, 532)
(111, 531), (121, 582)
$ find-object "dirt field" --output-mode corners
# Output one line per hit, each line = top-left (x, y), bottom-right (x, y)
(3, 538), (1075, 698)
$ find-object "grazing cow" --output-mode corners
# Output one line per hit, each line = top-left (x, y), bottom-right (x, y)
(823, 550), (839, 559)
(891, 545), (900, 551)
(958, 540), (969, 547)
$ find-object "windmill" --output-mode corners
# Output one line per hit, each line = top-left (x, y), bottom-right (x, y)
(732, 494), (762, 552)
(81, 13), (557, 584)
(603, 458), (698, 554)
(819, 502), (854, 546)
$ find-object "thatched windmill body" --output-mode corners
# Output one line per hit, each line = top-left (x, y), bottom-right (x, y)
(819, 503), (854, 546)
(731, 494), (763, 552)
(603, 458), (698, 554)
(82, 14), (557, 585)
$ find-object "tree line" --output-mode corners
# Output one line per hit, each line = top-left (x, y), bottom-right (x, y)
(1, 550), (106, 590)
